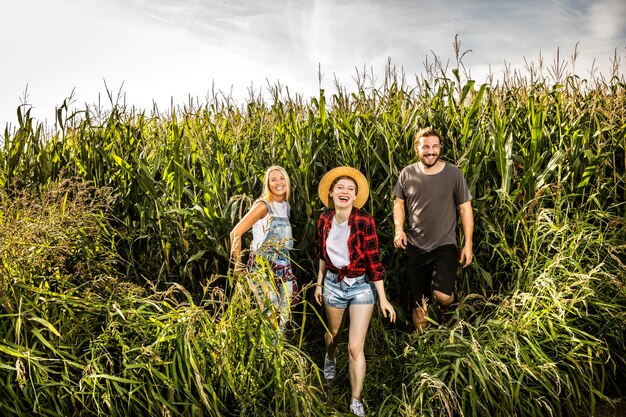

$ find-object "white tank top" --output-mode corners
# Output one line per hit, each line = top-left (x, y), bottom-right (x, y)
(251, 201), (290, 251)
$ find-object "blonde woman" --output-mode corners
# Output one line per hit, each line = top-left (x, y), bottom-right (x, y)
(230, 166), (298, 330)
(314, 166), (396, 417)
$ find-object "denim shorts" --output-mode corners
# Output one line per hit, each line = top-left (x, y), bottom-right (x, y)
(322, 271), (377, 309)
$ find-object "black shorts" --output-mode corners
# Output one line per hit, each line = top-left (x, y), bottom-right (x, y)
(404, 244), (458, 308)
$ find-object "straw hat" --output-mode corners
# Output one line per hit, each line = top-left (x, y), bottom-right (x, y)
(318, 166), (369, 209)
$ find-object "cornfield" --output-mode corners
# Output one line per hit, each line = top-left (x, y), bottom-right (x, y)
(1, 47), (625, 416)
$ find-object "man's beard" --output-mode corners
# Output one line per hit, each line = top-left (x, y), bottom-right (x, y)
(420, 153), (439, 167)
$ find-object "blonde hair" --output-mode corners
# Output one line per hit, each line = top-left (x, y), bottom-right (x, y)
(260, 165), (291, 202)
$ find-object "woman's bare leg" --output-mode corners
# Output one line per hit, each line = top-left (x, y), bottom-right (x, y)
(347, 304), (374, 400)
(324, 306), (346, 359)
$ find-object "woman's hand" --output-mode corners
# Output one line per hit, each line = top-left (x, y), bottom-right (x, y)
(314, 284), (323, 306)
(233, 261), (246, 275)
(379, 299), (396, 323)
(315, 261), (327, 306)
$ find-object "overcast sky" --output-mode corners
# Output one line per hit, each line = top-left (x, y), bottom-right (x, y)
(1, 0), (625, 130)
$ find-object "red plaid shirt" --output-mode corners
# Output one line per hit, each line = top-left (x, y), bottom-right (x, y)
(317, 207), (385, 282)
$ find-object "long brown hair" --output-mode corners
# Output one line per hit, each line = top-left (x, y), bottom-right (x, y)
(328, 175), (357, 209)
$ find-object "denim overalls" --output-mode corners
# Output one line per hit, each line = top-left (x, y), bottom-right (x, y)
(255, 200), (293, 264)
(248, 200), (298, 329)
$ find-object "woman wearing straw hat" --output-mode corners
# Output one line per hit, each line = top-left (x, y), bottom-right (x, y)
(314, 166), (396, 417)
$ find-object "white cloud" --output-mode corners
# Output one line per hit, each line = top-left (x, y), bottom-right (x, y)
(587, 0), (626, 40)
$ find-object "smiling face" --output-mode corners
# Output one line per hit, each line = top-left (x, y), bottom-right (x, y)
(267, 169), (288, 202)
(329, 176), (358, 209)
(261, 165), (291, 202)
(415, 134), (441, 168)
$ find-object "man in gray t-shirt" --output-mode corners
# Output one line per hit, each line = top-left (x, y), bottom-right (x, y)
(393, 127), (474, 332)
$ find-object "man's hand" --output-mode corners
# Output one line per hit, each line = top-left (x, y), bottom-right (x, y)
(458, 201), (474, 268)
(459, 245), (473, 268)
(394, 230), (407, 249)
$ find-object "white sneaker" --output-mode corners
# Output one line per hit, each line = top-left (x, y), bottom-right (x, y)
(350, 399), (365, 417)
(323, 353), (336, 380)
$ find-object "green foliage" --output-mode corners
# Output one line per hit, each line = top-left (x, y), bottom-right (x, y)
(373, 208), (626, 417)
(2, 59), (625, 297)
(0, 182), (328, 416)
(1, 48), (625, 415)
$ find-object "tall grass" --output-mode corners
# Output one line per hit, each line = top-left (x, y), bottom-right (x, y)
(1, 45), (625, 415)
(0, 181), (328, 416)
(371, 206), (626, 416)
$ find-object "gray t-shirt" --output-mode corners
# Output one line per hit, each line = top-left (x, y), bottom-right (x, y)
(394, 162), (472, 251)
